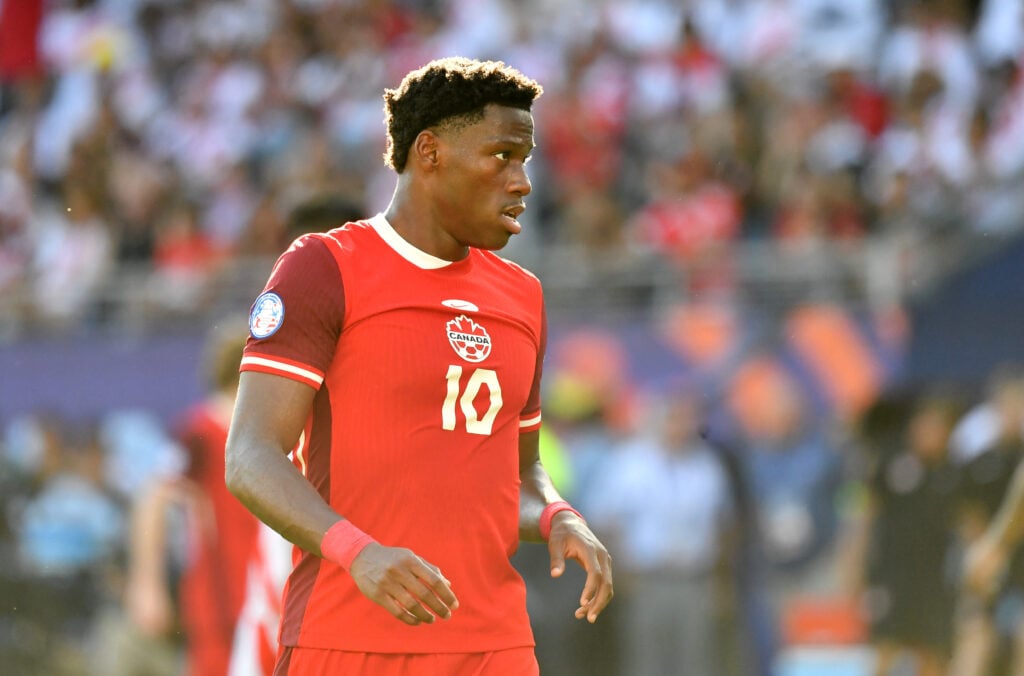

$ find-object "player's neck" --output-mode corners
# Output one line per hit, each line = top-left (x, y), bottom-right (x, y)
(384, 189), (469, 263)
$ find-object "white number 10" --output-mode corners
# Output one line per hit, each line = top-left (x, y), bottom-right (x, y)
(442, 365), (503, 435)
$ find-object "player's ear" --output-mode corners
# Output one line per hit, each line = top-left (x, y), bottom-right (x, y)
(411, 130), (440, 172)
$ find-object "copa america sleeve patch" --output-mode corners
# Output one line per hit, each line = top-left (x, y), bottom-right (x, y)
(249, 292), (285, 339)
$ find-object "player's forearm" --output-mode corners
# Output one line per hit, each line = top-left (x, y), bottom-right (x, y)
(518, 459), (564, 542)
(225, 438), (340, 555)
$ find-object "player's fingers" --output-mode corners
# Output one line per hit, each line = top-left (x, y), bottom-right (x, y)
(576, 549), (605, 607)
(584, 553), (615, 623)
(374, 566), (435, 625)
(400, 570), (457, 620)
(573, 547), (613, 622)
(421, 567), (460, 614)
(379, 595), (423, 626)
(387, 586), (436, 624)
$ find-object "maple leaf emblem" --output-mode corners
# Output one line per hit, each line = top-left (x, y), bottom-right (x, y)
(446, 315), (492, 363)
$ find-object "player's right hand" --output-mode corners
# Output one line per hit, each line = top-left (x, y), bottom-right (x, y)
(349, 543), (459, 625)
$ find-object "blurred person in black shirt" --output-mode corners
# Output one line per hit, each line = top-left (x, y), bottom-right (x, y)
(847, 392), (963, 676)
(955, 368), (1024, 675)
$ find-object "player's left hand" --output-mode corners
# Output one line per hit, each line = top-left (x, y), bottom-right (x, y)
(547, 512), (613, 623)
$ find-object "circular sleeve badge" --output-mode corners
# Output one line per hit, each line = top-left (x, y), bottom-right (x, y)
(249, 292), (285, 339)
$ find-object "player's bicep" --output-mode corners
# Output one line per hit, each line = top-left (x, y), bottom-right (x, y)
(229, 371), (316, 456)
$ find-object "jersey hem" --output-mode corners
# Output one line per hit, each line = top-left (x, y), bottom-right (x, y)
(285, 630), (536, 654)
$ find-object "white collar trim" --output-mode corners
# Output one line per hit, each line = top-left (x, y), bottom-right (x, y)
(369, 213), (452, 269)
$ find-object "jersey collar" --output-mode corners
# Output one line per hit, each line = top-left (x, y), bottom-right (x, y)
(369, 213), (454, 270)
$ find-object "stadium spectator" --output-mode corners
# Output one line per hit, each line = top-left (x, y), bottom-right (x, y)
(3, 413), (125, 673)
(587, 390), (739, 676)
(146, 197), (223, 315)
(949, 364), (1024, 675)
(28, 182), (113, 327)
(628, 146), (743, 299)
(846, 392), (964, 676)
(728, 365), (846, 615)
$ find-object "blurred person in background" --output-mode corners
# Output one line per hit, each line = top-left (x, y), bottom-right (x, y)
(120, 320), (256, 676)
(3, 412), (125, 673)
(952, 365), (1024, 675)
(587, 389), (739, 676)
(146, 198), (223, 318)
(729, 365), (846, 622)
(28, 181), (114, 328)
(844, 391), (963, 676)
(543, 328), (635, 509)
(628, 146), (743, 301)
(281, 193), (365, 245)
(228, 518), (293, 676)
(962, 459), (1024, 676)
(511, 329), (633, 676)
(512, 426), (619, 676)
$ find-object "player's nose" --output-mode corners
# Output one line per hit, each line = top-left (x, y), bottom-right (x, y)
(508, 162), (531, 197)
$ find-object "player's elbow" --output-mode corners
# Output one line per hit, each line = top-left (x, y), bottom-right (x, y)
(224, 438), (251, 501)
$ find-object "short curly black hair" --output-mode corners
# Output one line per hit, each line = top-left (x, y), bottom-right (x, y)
(383, 56), (543, 173)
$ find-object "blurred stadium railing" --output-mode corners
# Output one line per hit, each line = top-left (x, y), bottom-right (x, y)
(0, 223), (1000, 340)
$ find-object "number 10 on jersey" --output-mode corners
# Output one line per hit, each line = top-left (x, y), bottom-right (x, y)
(442, 365), (503, 435)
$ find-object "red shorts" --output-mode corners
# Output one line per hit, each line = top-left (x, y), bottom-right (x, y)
(273, 646), (539, 676)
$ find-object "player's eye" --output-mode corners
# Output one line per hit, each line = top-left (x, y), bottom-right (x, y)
(494, 151), (511, 161)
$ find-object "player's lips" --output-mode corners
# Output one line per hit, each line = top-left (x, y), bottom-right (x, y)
(501, 204), (525, 234)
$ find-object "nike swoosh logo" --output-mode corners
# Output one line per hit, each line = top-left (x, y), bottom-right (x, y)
(441, 299), (479, 312)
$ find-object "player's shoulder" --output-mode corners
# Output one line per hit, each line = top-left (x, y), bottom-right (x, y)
(277, 220), (376, 268)
(477, 249), (542, 286)
(290, 219), (373, 249)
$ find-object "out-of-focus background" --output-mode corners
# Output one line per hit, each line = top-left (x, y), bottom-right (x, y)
(2, 0), (1024, 674)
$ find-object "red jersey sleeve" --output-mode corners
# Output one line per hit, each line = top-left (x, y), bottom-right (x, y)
(518, 296), (546, 433)
(240, 235), (344, 389)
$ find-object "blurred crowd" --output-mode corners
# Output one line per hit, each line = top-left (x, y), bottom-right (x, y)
(4, 0), (1024, 674)
(7, 326), (1024, 675)
(1, 0), (1024, 330)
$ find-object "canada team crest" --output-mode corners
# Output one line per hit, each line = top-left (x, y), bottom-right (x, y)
(446, 315), (492, 363)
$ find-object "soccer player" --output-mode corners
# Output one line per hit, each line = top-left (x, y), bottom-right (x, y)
(225, 57), (614, 675)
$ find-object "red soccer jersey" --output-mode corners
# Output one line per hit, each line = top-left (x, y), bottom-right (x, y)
(240, 215), (546, 653)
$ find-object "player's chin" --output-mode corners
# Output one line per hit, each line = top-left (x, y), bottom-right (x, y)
(474, 230), (514, 251)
